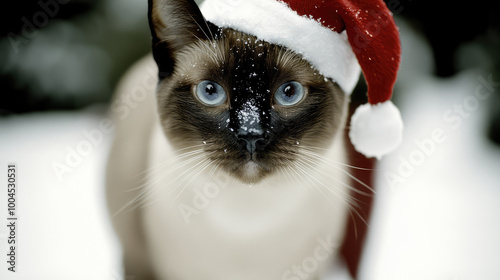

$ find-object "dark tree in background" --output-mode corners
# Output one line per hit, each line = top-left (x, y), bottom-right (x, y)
(1, 0), (98, 112)
(0, 0), (150, 114)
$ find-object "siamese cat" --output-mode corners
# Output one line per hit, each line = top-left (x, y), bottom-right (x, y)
(107, 0), (368, 279)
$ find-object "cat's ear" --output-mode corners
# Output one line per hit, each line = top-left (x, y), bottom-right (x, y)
(148, 0), (212, 78)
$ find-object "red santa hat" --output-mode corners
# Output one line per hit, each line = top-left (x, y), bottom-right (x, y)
(201, 0), (403, 159)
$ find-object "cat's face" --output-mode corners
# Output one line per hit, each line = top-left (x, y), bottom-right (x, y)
(150, 0), (347, 183)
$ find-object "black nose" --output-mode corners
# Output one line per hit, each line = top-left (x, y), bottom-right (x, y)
(237, 135), (268, 155)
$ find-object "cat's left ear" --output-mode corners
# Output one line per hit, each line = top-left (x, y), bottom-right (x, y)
(148, 0), (212, 78)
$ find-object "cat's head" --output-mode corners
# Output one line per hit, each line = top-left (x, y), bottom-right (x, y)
(148, 0), (348, 184)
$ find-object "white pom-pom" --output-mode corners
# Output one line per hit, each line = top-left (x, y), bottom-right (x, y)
(349, 101), (403, 159)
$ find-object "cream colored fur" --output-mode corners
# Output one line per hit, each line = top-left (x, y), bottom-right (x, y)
(106, 54), (351, 280)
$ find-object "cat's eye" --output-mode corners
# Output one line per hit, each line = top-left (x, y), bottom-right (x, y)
(274, 81), (305, 107)
(195, 81), (227, 106)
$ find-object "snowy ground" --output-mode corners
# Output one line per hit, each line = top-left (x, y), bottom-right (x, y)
(0, 107), (121, 280)
(1, 23), (499, 280)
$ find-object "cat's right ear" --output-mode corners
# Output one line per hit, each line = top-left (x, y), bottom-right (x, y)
(148, 0), (212, 79)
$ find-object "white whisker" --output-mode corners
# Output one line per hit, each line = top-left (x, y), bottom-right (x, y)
(299, 146), (373, 171)
(130, 143), (206, 180)
(171, 158), (215, 204)
(298, 148), (376, 195)
(140, 153), (216, 210)
(298, 153), (373, 197)
(292, 158), (369, 229)
(126, 151), (208, 194)
(113, 147), (216, 216)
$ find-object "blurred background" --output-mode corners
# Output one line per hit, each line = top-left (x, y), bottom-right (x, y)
(0, 0), (499, 280)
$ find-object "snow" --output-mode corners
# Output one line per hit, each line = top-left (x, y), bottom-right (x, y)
(200, 0), (361, 94)
(237, 100), (263, 135)
(349, 101), (403, 159)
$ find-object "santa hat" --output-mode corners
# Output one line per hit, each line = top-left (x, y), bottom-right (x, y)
(200, 0), (403, 159)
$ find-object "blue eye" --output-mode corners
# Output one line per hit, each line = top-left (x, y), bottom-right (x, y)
(274, 81), (305, 106)
(195, 81), (227, 106)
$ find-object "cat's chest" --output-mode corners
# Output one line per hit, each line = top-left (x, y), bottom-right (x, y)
(142, 124), (350, 280)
